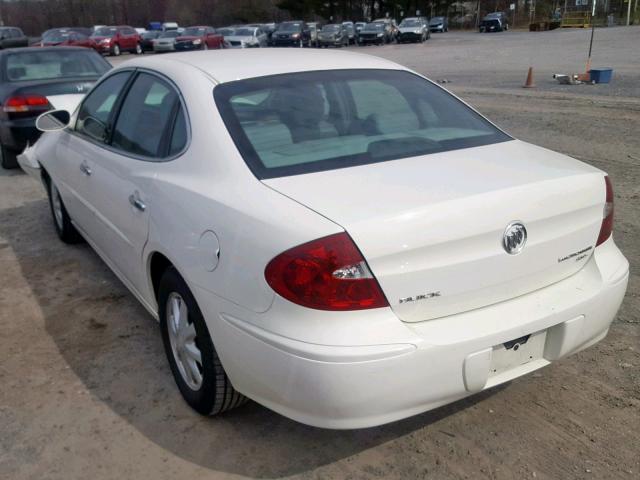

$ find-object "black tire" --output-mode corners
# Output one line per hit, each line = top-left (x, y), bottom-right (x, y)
(46, 177), (83, 243)
(159, 267), (246, 416)
(0, 144), (18, 169)
(111, 43), (120, 56)
(135, 43), (142, 55)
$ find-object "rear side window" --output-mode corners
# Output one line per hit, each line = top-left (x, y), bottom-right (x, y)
(214, 69), (511, 179)
(5, 49), (110, 82)
(111, 72), (183, 158)
(76, 71), (130, 142)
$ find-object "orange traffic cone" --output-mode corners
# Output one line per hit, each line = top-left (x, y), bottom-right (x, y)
(523, 67), (536, 88)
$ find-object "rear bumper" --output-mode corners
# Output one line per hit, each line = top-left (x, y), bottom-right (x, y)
(0, 117), (40, 151)
(196, 237), (628, 429)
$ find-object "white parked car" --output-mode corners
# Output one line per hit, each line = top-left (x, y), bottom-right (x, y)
(23, 50), (628, 429)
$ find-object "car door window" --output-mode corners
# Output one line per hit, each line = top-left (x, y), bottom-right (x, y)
(111, 73), (180, 158)
(168, 107), (187, 156)
(76, 71), (131, 142)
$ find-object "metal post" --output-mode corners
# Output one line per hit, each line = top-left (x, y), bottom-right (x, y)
(627, 0), (632, 25)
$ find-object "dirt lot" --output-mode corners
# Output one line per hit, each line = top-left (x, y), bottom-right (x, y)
(1, 28), (639, 480)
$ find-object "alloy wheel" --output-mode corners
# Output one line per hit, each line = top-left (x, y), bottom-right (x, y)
(51, 183), (64, 231)
(166, 292), (203, 390)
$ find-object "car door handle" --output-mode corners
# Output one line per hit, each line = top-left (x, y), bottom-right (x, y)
(129, 192), (146, 212)
(79, 161), (92, 176)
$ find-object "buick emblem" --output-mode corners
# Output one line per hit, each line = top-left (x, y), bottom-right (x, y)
(502, 221), (527, 255)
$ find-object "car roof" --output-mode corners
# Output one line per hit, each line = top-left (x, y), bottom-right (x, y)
(119, 49), (403, 84)
(0, 46), (90, 56)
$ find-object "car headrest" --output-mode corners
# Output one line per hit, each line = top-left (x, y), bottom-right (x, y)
(7, 67), (26, 80)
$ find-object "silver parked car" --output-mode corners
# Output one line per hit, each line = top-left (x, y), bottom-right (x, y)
(152, 30), (181, 52)
(224, 26), (268, 48)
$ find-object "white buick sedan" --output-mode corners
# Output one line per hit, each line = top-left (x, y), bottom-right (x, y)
(23, 50), (628, 429)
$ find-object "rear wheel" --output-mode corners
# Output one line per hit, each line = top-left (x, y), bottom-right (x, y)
(159, 267), (247, 416)
(0, 144), (18, 169)
(47, 178), (83, 243)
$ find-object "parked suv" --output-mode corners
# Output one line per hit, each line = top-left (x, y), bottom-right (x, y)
(398, 17), (430, 43)
(175, 26), (225, 51)
(358, 22), (391, 45)
(91, 26), (142, 56)
(480, 12), (509, 32)
(429, 16), (449, 33)
(0, 27), (28, 49)
(272, 21), (311, 47)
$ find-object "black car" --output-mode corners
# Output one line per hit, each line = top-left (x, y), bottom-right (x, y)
(272, 21), (311, 47)
(0, 47), (111, 168)
(140, 30), (161, 52)
(480, 12), (509, 32)
(0, 27), (29, 49)
(317, 24), (349, 48)
(358, 23), (390, 45)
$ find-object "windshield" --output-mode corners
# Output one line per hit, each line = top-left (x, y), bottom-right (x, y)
(5, 50), (110, 82)
(430, 17), (444, 24)
(182, 27), (206, 36)
(214, 70), (511, 179)
(322, 25), (341, 32)
(363, 23), (385, 31)
(92, 27), (117, 37)
(218, 28), (235, 36)
(279, 22), (301, 32)
(160, 31), (180, 38)
(43, 31), (75, 42)
(234, 28), (255, 36)
(486, 13), (501, 18)
(142, 31), (159, 39)
(400, 19), (421, 27)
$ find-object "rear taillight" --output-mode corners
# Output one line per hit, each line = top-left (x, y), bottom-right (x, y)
(3, 95), (50, 113)
(596, 175), (614, 246)
(265, 232), (389, 311)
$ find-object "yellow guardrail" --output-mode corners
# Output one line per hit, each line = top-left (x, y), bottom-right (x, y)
(561, 12), (591, 28)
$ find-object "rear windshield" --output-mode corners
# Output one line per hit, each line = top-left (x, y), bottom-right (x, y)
(182, 27), (206, 36)
(214, 69), (511, 179)
(92, 27), (117, 37)
(363, 23), (385, 31)
(5, 50), (110, 82)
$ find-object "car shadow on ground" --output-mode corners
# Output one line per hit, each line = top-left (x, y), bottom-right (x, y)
(0, 199), (505, 478)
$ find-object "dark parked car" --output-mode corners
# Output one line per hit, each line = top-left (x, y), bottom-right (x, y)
(342, 22), (356, 44)
(262, 23), (278, 46)
(272, 21), (311, 47)
(90, 25), (142, 56)
(140, 30), (161, 52)
(39, 30), (98, 51)
(480, 12), (509, 32)
(0, 27), (29, 49)
(358, 22), (391, 45)
(429, 16), (449, 33)
(318, 24), (349, 48)
(0, 47), (111, 168)
(398, 17), (430, 43)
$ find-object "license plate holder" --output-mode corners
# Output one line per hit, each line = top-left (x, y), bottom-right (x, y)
(489, 330), (547, 377)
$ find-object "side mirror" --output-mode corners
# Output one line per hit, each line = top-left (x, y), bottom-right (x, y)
(36, 109), (70, 132)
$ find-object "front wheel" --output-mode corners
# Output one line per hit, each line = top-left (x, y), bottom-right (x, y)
(47, 178), (83, 243)
(111, 43), (120, 56)
(203, 42), (209, 50)
(159, 267), (247, 416)
(135, 43), (142, 55)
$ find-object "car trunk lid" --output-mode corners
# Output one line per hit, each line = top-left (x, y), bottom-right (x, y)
(263, 140), (605, 322)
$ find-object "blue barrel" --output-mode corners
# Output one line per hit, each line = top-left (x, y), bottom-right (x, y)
(590, 68), (613, 84)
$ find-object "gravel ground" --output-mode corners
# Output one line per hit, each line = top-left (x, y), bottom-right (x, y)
(1, 27), (639, 480)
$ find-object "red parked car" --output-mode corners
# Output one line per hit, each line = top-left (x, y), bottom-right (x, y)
(90, 26), (142, 56)
(40, 29), (98, 51)
(174, 26), (225, 51)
